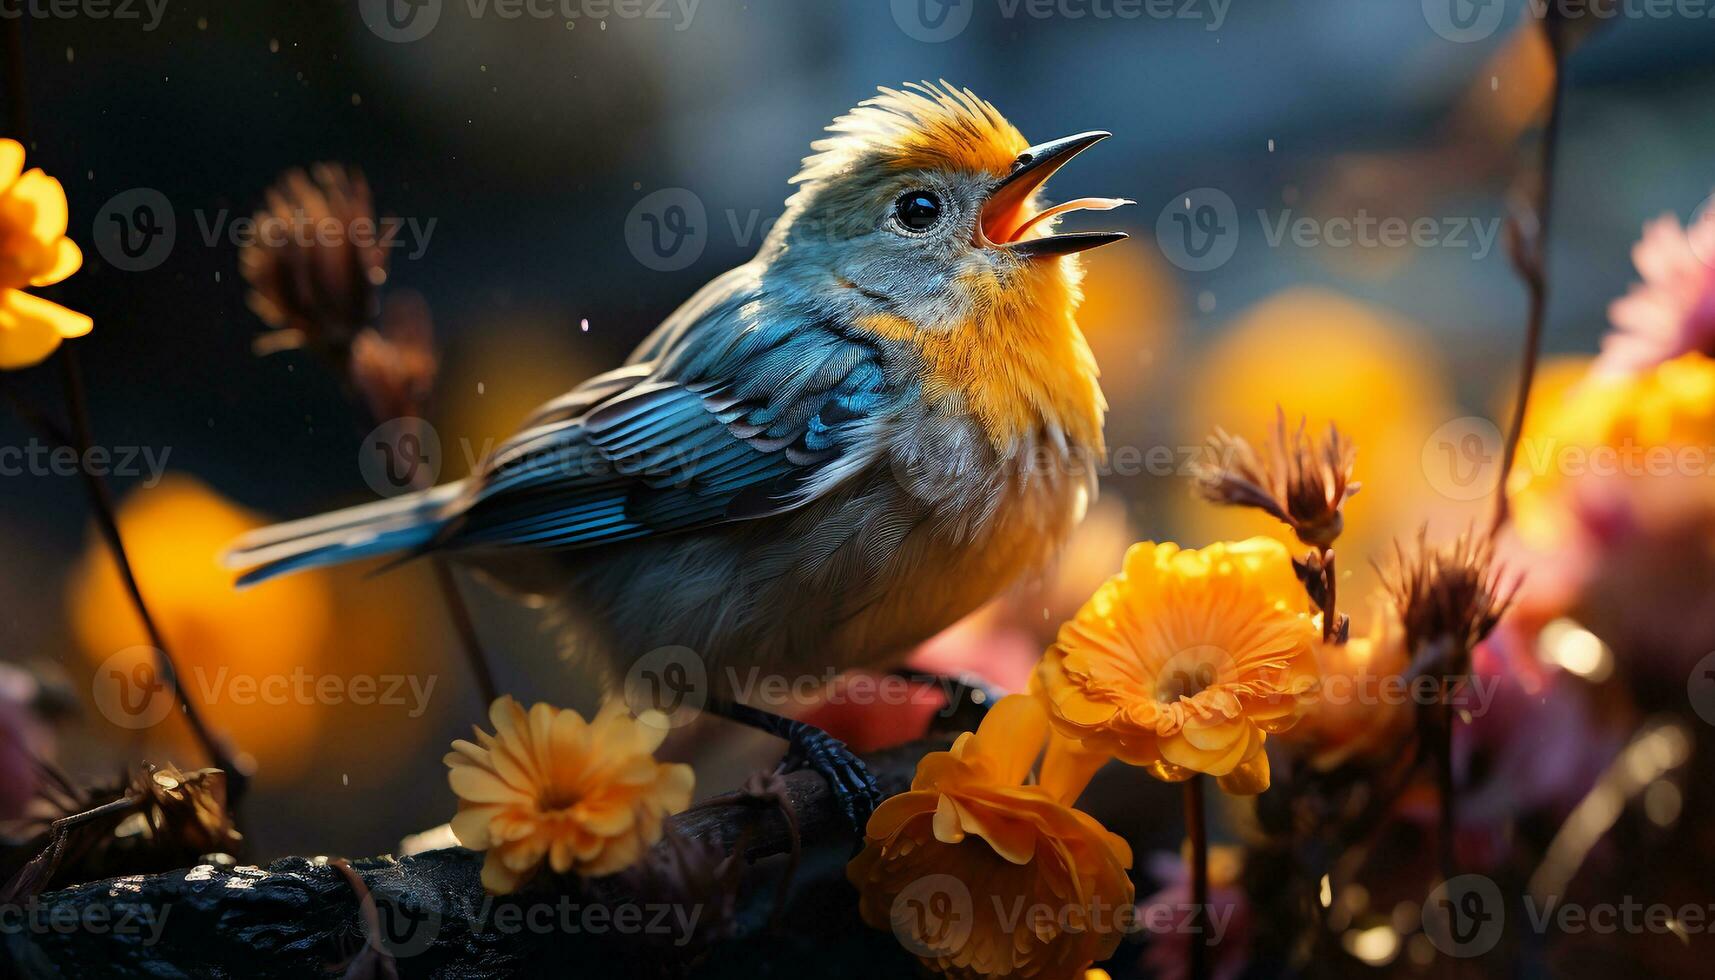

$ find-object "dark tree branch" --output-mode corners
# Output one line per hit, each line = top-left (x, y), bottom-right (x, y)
(3, 742), (937, 978)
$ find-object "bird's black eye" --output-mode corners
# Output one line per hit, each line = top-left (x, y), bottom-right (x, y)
(893, 190), (942, 232)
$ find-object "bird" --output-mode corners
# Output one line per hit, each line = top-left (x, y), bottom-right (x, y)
(225, 81), (1131, 830)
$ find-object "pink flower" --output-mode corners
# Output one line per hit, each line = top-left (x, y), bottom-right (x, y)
(1597, 208), (1715, 377)
(0, 667), (40, 821)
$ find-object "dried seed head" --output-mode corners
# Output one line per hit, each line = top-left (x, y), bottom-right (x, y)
(241, 164), (386, 361)
(1382, 529), (1516, 665)
(1192, 408), (1360, 548)
(349, 291), (438, 422)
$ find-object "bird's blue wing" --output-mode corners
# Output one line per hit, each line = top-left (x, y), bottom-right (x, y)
(442, 285), (891, 552)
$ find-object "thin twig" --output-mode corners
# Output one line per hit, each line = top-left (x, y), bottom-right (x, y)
(1491, 24), (1571, 534)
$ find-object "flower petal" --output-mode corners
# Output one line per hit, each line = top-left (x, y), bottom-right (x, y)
(967, 694), (1047, 785)
(1216, 743), (1271, 794)
(29, 238), (82, 287)
(3, 169), (69, 242)
(448, 764), (529, 805)
(0, 290), (89, 369)
(0, 140), (22, 192)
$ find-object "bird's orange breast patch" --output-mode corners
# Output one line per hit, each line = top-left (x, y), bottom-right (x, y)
(858, 266), (1105, 456)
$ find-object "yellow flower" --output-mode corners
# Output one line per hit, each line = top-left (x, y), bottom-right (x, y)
(1510, 352), (1715, 545)
(446, 696), (694, 894)
(847, 695), (1133, 980)
(1035, 538), (1319, 794)
(0, 139), (90, 369)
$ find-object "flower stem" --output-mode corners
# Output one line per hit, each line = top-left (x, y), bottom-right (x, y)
(1438, 683), (1457, 885)
(1185, 776), (1210, 980)
(2, 18), (26, 143)
(1492, 22), (1570, 535)
(397, 423), (499, 711)
(432, 557), (498, 708)
(3, 15), (246, 809)
(1321, 547), (1338, 642)
(58, 348), (250, 807)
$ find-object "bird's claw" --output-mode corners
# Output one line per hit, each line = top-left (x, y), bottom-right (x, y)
(781, 724), (882, 838)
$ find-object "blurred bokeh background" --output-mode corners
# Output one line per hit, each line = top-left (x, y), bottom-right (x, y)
(3, 0), (1713, 875)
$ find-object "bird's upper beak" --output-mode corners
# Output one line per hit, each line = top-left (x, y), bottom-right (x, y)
(979, 131), (1132, 258)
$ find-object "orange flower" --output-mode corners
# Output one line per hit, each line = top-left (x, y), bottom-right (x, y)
(70, 476), (335, 776)
(446, 696), (695, 894)
(847, 695), (1133, 980)
(1035, 538), (1319, 794)
(1276, 597), (1411, 771)
(0, 139), (90, 369)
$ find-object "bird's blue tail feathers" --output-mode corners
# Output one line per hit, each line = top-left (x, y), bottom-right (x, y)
(223, 482), (463, 587)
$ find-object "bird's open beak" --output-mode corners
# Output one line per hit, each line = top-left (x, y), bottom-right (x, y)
(979, 130), (1132, 257)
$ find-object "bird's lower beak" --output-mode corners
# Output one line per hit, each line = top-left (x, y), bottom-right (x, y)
(979, 130), (1132, 257)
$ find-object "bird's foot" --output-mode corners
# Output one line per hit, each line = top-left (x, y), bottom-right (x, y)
(778, 720), (882, 837)
(707, 700), (881, 838)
